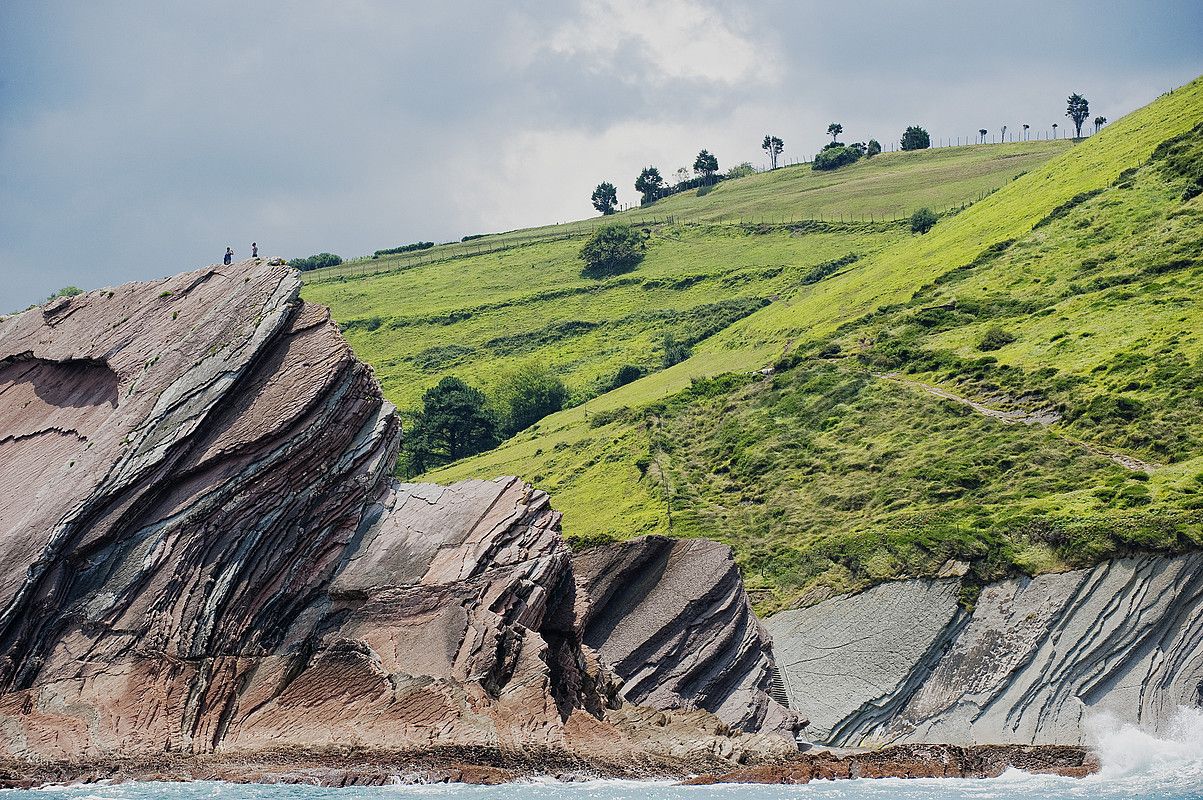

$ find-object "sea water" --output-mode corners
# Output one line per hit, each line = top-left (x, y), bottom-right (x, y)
(10, 708), (1203, 799)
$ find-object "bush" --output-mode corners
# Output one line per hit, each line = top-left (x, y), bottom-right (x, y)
(726, 162), (755, 179)
(867, 139), (882, 157)
(579, 223), (645, 278)
(609, 364), (645, 389)
(910, 208), (938, 234)
(373, 241), (434, 258)
(288, 253), (342, 271)
(493, 361), (568, 436)
(661, 332), (692, 368)
(812, 145), (861, 171)
(900, 126), (931, 151)
(46, 286), (83, 302)
(977, 326), (1017, 351)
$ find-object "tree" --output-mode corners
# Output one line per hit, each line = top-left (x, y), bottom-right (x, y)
(1093, 116), (1107, 134)
(634, 166), (664, 205)
(910, 207), (937, 234)
(403, 377), (498, 475)
(866, 139), (882, 157)
(288, 253), (342, 271)
(761, 134), (784, 169)
(900, 126), (930, 151)
(827, 123), (843, 142)
(693, 149), (719, 183)
(1052, 122), (1059, 138)
(1023, 123), (1030, 140)
(579, 223), (645, 278)
(1066, 93), (1090, 138)
(675, 166), (690, 185)
(492, 361), (568, 436)
(46, 286), (84, 302)
(1001, 125), (1007, 142)
(979, 128), (988, 144)
(591, 182), (618, 215)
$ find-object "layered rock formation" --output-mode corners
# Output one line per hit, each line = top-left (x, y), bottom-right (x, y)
(573, 536), (802, 736)
(768, 553), (1203, 746)
(0, 261), (794, 768)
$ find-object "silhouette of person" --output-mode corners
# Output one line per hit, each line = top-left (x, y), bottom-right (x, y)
(251, 242), (258, 258)
(224, 247), (234, 265)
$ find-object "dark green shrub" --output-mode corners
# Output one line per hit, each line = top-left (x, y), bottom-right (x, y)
(373, 241), (434, 257)
(977, 326), (1017, 351)
(661, 332), (692, 368)
(610, 364), (645, 389)
(802, 253), (859, 285)
(866, 139), (882, 157)
(812, 144), (861, 171)
(910, 208), (938, 234)
(579, 223), (645, 278)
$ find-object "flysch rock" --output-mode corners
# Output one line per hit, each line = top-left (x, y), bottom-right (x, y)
(574, 536), (804, 737)
(0, 260), (796, 771)
(764, 578), (964, 744)
(767, 553), (1203, 746)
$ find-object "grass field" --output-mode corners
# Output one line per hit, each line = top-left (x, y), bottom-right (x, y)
(305, 78), (1203, 612)
(303, 141), (1066, 283)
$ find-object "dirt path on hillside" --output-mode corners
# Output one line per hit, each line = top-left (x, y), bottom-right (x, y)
(879, 373), (1159, 473)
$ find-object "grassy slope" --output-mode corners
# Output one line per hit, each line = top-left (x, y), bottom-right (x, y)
(304, 142), (1064, 282)
(425, 79), (1203, 611)
(306, 79), (1202, 611)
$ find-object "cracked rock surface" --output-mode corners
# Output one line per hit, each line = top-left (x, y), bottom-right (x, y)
(0, 261), (795, 767)
(768, 554), (1203, 746)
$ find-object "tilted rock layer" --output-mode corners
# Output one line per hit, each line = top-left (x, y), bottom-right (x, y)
(0, 261), (793, 765)
(768, 553), (1203, 746)
(573, 536), (801, 736)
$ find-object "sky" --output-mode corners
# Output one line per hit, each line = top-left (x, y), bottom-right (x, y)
(2, 1), (1201, 310)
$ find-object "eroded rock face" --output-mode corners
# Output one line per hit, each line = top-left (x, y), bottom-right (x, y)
(0, 262), (796, 767)
(768, 554), (1203, 746)
(574, 536), (803, 736)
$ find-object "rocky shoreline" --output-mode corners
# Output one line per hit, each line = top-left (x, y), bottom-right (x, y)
(0, 743), (1094, 789)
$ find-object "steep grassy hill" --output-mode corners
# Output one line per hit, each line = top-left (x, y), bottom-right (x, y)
(306, 79), (1203, 612)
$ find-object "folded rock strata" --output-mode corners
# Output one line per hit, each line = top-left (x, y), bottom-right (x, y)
(573, 535), (803, 736)
(767, 553), (1203, 746)
(0, 261), (794, 767)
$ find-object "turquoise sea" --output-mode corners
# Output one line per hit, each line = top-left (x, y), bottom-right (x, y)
(9, 709), (1203, 799)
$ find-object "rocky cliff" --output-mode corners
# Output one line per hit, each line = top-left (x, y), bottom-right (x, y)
(573, 536), (803, 736)
(767, 553), (1203, 746)
(0, 261), (794, 768)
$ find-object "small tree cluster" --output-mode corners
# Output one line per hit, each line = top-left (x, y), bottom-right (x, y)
(761, 134), (784, 169)
(910, 207), (937, 234)
(900, 126), (930, 151)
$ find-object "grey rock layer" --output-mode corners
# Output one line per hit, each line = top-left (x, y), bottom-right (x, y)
(574, 536), (804, 736)
(768, 553), (1203, 746)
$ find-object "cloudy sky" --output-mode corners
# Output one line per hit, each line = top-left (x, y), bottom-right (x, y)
(3, 1), (1201, 309)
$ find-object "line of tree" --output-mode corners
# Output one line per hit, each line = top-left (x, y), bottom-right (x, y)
(288, 252), (343, 271)
(373, 241), (434, 258)
(812, 121), (894, 172)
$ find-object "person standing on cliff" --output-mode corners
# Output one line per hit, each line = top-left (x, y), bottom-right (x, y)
(223, 247), (233, 265)
(251, 242), (258, 258)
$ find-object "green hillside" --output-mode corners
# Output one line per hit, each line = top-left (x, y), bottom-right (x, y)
(305, 79), (1203, 612)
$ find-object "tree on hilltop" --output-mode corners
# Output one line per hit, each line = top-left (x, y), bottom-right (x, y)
(979, 128), (988, 144)
(867, 139), (882, 157)
(693, 149), (719, 183)
(1001, 125), (1007, 142)
(1023, 123), (1030, 140)
(827, 123), (843, 142)
(635, 167), (664, 205)
(900, 126), (930, 151)
(762, 134), (784, 169)
(1052, 122), (1059, 138)
(1093, 116), (1107, 134)
(1066, 93), (1090, 138)
(592, 182), (618, 215)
